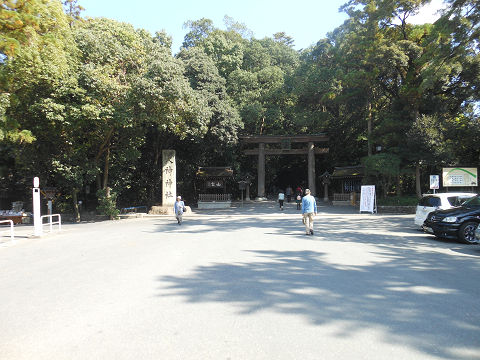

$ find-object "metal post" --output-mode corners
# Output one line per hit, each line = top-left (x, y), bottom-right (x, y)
(33, 177), (42, 237)
(0, 220), (14, 242)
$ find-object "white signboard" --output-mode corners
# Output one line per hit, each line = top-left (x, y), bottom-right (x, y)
(430, 175), (439, 190)
(360, 185), (376, 214)
(442, 168), (477, 187)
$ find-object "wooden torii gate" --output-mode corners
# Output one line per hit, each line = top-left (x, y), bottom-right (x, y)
(241, 134), (329, 199)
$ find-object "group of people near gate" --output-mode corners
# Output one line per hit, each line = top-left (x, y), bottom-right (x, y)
(277, 185), (303, 210)
(174, 186), (318, 235)
(278, 186), (317, 235)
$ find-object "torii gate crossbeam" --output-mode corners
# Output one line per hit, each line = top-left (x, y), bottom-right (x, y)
(241, 135), (329, 199)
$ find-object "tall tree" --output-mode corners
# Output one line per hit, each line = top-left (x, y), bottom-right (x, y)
(228, 36), (299, 135)
(0, 0), (44, 58)
(178, 46), (242, 154)
(0, 0), (63, 143)
(0, 0), (89, 217)
(325, 0), (478, 195)
(182, 18), (215, 49)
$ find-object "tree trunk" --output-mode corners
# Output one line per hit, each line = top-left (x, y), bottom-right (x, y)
(396, 175), (403, 196)
(95, 129), (114, 191)
(148, 132), (161, 206)
(72, 188), (80, 223)
(413, 101), (421, 198)
(259, 117), (265, 135)
(367, 102), (372, 156)
(106, 186), (113, 220)
(102, 147), (110, 190)
(416, 163), (422, 198)
(154, 132), (161, 166)
(96, 171), (101, 192)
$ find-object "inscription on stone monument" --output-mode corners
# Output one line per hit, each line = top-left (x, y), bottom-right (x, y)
(162, 150), (176, 207)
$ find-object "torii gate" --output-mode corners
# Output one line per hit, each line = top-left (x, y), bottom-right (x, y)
(242, 134), (329, 199)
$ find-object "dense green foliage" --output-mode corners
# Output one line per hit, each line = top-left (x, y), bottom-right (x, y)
(96, 188), (120, 220)
(0, 0), (478, 218)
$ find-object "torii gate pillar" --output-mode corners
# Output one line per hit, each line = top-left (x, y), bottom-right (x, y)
(242, 135), (329, 199)
(256, 142), (266, 200)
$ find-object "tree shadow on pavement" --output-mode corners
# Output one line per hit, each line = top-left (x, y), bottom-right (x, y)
(156, 215), (480, 359)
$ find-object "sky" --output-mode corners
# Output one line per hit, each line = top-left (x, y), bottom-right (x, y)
(78, 0), (446, 53)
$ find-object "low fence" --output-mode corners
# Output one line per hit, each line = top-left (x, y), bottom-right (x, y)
(41, 214), (62, 234)
(332, 192), (359, 205)
(121, 206), (147, 214)
(0, 219), (14, 241)
(333, 193), (350, 201)
(198, 193), (232, 209)
(198, 194), (231, 202)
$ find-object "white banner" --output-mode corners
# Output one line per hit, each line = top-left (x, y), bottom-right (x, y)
(360, 185), (376, 213)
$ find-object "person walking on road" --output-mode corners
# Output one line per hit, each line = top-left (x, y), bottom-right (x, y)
(296, 193), (302, 210)
(296, 185), (302, 196)
(174, 196), (186, 225)
(278, 190), (285, 210)
(286, 186), (293, 202)
(301, 189), (317, 235)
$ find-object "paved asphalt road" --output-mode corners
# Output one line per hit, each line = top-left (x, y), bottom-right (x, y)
(1, 202), (480, 359)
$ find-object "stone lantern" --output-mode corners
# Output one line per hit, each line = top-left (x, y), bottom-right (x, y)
(320, 171), (331, 203)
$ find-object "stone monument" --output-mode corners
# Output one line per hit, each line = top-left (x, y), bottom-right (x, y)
(149, 150), (176, 215)
(162, 150), (176, 208)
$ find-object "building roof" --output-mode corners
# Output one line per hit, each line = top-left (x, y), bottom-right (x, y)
(331, 165), (364, 179)
(196, 167), (234, 178)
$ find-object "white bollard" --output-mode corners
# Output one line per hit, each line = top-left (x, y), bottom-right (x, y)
(33, 177), (42, 237)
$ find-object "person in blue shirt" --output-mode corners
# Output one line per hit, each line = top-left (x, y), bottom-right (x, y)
(301, 189), (317, 235)
(174, 196), (185, 225)
(278, 190), (285, 210)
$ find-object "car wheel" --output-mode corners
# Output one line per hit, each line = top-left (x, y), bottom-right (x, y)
(458, 222), (479, 244)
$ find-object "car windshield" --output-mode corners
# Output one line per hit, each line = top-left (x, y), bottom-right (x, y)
(447, 195), (474, 206)
(419, 196), (441, 207)
(462, 195), (480, 207)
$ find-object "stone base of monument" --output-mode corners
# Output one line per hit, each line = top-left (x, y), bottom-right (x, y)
(149, 206), (192, 215)
(149, 206), (171, 215)
(119, 213), (145, 219)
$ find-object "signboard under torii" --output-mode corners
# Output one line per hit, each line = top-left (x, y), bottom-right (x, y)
(442, 167), (478, 187)
(162, 150), (176, 207)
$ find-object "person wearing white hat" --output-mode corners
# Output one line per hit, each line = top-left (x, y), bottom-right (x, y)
(173, 196), (186, 225)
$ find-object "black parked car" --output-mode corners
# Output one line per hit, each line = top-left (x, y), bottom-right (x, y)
(423, 195), (480, 244)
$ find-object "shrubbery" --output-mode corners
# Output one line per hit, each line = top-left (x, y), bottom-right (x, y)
(96, 189), (120, 219)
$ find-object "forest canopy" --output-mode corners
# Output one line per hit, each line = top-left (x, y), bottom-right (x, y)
(0, 0), (479, 218)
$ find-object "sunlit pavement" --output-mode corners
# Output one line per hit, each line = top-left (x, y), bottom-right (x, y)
(1, 202), (479, 359)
